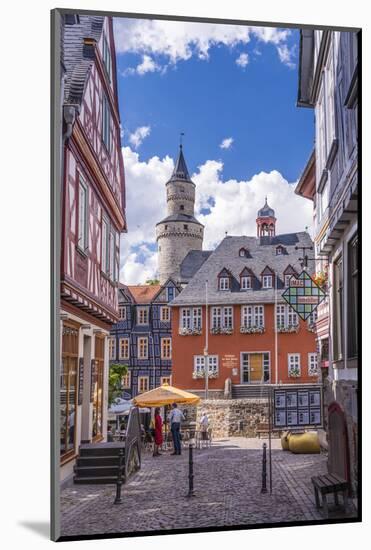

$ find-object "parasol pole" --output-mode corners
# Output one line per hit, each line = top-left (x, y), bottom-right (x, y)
(204, 279), (209, 400)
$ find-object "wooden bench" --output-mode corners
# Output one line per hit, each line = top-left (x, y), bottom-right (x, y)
(256, 422), (269, 438)
(311, 473), (349, 516)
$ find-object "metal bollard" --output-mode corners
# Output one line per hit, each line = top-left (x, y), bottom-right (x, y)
(114, 447), (124, 504)
(261, 443), (267, 494)
(187, 438), (196, 497)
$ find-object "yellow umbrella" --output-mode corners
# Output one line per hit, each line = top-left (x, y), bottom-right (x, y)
(133, 383), (201, 407)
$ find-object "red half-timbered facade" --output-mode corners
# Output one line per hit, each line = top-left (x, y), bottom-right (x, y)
(60, 14), (126, 480)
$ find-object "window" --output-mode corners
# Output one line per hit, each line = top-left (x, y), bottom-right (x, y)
(160, 306), (170, 322)
(333, 255), (343, 361)
(101, 218), (108, 274)
(325, 45), (336, 152)
(161, 376), (171, 386)
(241, 276), (252, 290)
(78, 178), (88, 251)
(109, 232), (115, 279)
(193, 355), (219, 377)
(308, 353), (318, 377)
(285, 274), (292, 287)
(118, 306), (126, 320)
(108, 337), (116, 360)
(180, 205), (184, 211)
(239, 248), (248, 257)
(138, 376), (149, 393)
(92, 337), (105, 440)
(138, 337), (148, 359)
(102, 94), (111, 152)
(119, 338), (130, 360)
(102, 34), (112, 82)
(276, 247), (282, 255)
(219, 277), (230, 291)
(262, 275), (272, 288)
(211, 307), (222, 329)
(166, 287), (175, 301)
(241, 305), (265, 328)
(161, 338), (172, 359)
(288, 354), (301, 377)
(184, 224), (188, 230)
(307, 309), (318, 327)
(181, 308), (191, 329)
(60, 323), (79, 458)
(137, 307), (149, 325)
(223, 307), (233, 329)
(192, 307), (202, 329)
(275, 305), (298, 328)
(122, 371), (131, 389)
(348, 233), (358, 358)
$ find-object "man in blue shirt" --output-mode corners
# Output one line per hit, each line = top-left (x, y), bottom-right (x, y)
(169, 403), (185, 455)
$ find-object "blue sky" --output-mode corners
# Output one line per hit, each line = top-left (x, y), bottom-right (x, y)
(112, 18), (314, 284)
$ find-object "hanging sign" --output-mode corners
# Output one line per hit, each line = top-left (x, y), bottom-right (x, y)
(281, 271), (326, 321)
(78, 358), (84, 405)
(273, 386), (323, 429)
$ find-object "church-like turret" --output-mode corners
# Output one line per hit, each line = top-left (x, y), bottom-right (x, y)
(156, 143), (204, 284)
(256, 197), (277, 237)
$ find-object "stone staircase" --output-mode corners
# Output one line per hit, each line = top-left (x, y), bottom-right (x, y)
(232, 384), (270, 400)
(73, 443), (125, 485)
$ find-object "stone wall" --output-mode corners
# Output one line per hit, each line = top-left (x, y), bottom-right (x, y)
(180, 398), (269, 438)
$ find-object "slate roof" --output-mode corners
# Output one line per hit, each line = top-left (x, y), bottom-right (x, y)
(170, 232), (314, 306)
(179, 250), (212, 282)
(156, 213), (204, 226)
(167, 145), (192, 183)
(62, 15), (104, 105)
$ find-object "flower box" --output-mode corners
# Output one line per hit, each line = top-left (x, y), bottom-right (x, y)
(210, 327), (233, 335)
(178, 327), (202, 336)
(288, 367), (301, 378)
(277, 325), (299, 334)
(240, 326), (265, 334)
(192, 371), (218, 379)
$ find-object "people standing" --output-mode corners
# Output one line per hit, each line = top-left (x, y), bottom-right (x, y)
(153, 407), (163, 457)
(169, 402), (184, 455)
(199, 411), (209, 448)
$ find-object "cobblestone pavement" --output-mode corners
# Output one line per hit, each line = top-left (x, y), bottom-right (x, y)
(60, 438), (356, 537)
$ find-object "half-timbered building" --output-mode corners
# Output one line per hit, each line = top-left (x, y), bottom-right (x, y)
(60, 14), (126, 481)
(109, 279), (181, 398)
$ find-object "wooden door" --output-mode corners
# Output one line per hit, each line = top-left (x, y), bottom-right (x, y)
(250, 354), (263, 382)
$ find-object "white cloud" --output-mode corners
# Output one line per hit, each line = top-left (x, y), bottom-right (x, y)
(114, 18), (292, 68)
(124, 54), (162, 76)
(220, 137), (234, 149)
(128, 126), (151, 149)
(236, 52), (249, 68)
(277, 44), (296, 69)
(119, 147), (313, 284)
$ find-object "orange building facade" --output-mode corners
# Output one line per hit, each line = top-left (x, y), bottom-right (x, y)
(171, 304), (317, 392)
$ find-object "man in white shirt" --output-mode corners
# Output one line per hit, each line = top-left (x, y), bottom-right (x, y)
(169, 403), (185, 455)
(200, 412), (209, 448)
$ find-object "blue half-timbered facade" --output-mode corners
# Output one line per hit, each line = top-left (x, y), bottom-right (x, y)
(109, 279), (181, 397)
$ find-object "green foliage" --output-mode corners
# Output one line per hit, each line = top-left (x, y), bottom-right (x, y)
(145, 279), (160, 285)
(109, 363), (128, 406)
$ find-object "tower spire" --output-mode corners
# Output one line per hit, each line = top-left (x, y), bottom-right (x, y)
(169, 139), (191, 182)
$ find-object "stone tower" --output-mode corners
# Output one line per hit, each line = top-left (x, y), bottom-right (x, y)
(156, 144), (204, 284)
(256, 197), (277, 237)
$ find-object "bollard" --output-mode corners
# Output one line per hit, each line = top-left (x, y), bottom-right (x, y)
(114, 447), (124, 504)
(261, 443), (267, 494)
(187, 438), (196, 497)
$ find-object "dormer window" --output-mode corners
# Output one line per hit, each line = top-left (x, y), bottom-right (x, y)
(241, 276), (252, 290)
(219, 277), (230, 291)
(239, 248), (249, 258)
(262, 275), (273, 288)
(285, 274), (292, 287)
(283, 265), (297, 287)
(276, 245), (286, 255)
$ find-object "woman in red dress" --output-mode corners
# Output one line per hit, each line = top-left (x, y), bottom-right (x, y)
(153, 407), (163, 457)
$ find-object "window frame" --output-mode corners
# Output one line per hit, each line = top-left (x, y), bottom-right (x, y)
(119, 337), (130, 360)
(240, 276), (252, 290)
(161, 337), (172, 360)
(102, 34), (112, 82)
(160, 306), (170, 322)
(102, 93), (112, 153)
(77, 176), (89, 253)
(193, 355), (219, 376)
(137, 306), (149, 326)
(308, 353), (318, 377)
(108, 337), (116, 360)
(347, 233), (358, 359)
(288, 353), (301, 376)
(262, 275), (273, 288)
(122, 370), (131, 389)
(138, 376), (149, 394)
(137, 337), (148, 360)
(118, 306), (126, 320)
(219, 277), (230, 291)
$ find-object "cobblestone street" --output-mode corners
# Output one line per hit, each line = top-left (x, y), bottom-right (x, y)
(60, 437), (356, 537)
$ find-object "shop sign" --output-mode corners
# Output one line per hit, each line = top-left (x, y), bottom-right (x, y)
(282, 270), (326, 321)
(222, 354), (238, 369)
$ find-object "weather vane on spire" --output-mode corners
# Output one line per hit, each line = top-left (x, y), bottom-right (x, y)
(180, 132), (185, 148)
